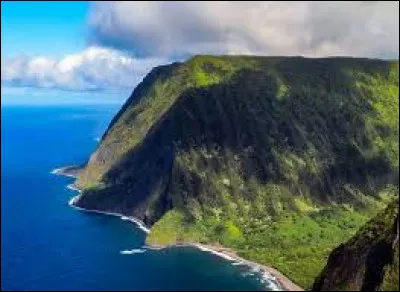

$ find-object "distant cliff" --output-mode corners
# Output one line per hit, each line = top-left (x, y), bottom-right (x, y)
(73, 56), (399, 288)
(313, 198), (399, 291)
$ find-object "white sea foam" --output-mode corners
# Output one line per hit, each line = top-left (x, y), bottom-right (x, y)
(50, 166), (79, 178)
(50, 168), (62, 174)
(193, 244), (236, 261)
(61, 173), (77, 178)
(118, 216), (150, 234)
(260, 273), (281, 291)
(143, 245), (163, 251)
(126, 217), (150, 234)
(252, 268), (281, 291)
(251, 266), (261, 273)
(67, 184), (82, 193)
(192, 244), (282, 291)
(67, 190), (150, 234)
(68, 195), (82, 207)
(240, 268), (281, 291)
(120, 248), (146, 255)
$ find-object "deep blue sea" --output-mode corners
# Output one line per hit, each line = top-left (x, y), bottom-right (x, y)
(1, 105), (275, 291)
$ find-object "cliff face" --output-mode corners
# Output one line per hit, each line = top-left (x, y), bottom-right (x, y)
(313, 199), (399, 291)
(73, 56), (399, 288)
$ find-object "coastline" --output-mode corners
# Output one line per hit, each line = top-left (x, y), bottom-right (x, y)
(67, 193), (151, 234)
(144, 243), (304, 291)
(53, 166), (304, 291)
(51, 165), (83, 178)
(191, 244), (304, 291)
(51, 166), (151, 234)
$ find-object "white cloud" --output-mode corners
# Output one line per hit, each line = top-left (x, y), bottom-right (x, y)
(1, 46), (169, 91)
(2, 2), (398, 93)
(88, 1), (399, 59)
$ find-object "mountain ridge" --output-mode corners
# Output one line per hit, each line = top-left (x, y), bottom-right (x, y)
(73, 55), (399, 288)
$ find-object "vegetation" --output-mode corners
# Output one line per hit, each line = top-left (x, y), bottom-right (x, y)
(146, 194), (396, 288)
(313, 198), (399, 291)
(74, 56), (399, 289)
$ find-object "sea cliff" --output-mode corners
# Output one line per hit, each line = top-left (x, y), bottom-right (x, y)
(70, 56), (399, 289)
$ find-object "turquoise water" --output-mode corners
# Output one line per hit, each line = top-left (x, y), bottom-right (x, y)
(1, 105), (275, 291)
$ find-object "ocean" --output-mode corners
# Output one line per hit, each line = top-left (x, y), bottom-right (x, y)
(1, 105), (276, 291)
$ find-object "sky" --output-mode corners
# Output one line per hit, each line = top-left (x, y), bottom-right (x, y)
(1, 1), (399, 105)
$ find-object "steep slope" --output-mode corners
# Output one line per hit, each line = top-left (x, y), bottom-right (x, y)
(313, 198), (399, 291)
(73, 56), (399, 288)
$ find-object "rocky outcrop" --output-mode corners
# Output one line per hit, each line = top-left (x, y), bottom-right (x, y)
(313, 199), (399, 291)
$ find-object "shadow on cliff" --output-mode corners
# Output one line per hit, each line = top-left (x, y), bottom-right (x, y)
(79, 58), (398, 224)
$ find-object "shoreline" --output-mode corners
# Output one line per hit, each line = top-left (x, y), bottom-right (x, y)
(144, 243), (304, 291)
(51, 165), (83, 178)
(68, 193), (302, 291)
(51, 167), (151, 234)
(68, 193), (151, 234)
(53, 166), (303, 291)
(192, 244), (304, 291)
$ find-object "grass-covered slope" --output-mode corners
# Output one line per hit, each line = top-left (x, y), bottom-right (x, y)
(313, 198), (399, 291)
(74, 56), (399, 288)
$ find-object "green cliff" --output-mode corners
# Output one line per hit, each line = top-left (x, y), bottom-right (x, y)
(74, 56), (399, 288)
(313, 198), (399, 291)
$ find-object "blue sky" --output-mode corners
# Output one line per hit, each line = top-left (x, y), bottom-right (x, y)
(1, 1), (88, 59)
(1, 1), (399, 105)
